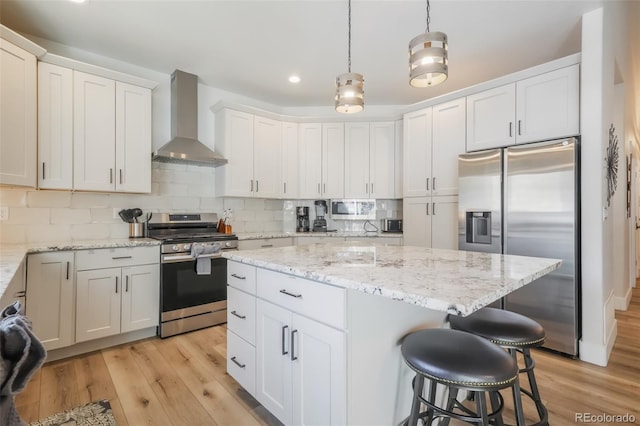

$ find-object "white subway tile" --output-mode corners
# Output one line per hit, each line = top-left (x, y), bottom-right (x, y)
(70, 224), (110, 240)
(200, 197), (223, 212)
(51, 208), (92, 225)
(26, 224), (72, 243)
(0, 189), (28, 207)
(0, 225), (26, 244)
(4, 208), (50, 225)
(91, 208), (119, 223)
(27, 190), (72, 208)
(109, 223), (130, 239)
(171, 197), (200, 211)
(223, 198), (245, 210)
(71, 193), (111, 208)
(244, 198), (265, 211)
(233, 209), (256, 221)
(264, 199), (284, 210)
(157, 183), (189, 196)
(243, 220), (263, 232)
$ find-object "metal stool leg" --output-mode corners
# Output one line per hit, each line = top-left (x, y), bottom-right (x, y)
(441, 387), (459, 426)
(475, 391), (490, 426)
(408, 375), (425, 426)
(509, 349), (527, 426)
(489, 391), (505, 426)
(523, 348), (548, 425)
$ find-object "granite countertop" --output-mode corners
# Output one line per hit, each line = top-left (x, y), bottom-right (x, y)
(236, 231), (403, 240)
(223, 241), (561, 316)
(0, 238), (160, 298)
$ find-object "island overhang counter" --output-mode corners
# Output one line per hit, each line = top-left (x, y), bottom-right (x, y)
(222, 242), (561, 426)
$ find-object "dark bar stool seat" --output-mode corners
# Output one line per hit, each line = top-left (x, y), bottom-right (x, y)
(401, 328), (525, 426)
(449, 308), (548, 426)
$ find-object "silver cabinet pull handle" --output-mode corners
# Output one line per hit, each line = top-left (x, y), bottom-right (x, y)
(280, 289), (302, 298)
(433, 202), (436, 215)
(66, 261), (70, 280)
(371, 183), (374, 194)
(112, 256), (133, 260)
(230, 356), (246, 368)
(261, 244), (274, 248)
(256, 180), (259, 192)
(110, 168), (113, 184)
(509, 122), (513, 137)
(284, 182), (287, 194)
(230, 310), (246, 319)
(250, 180), (254, 192)
(323, 183), (326, 193)
(433, 177), (436, 190)
(518, 120), (522, 135)
(291, 329), (298, 361)
(365, 183), (368, 194)
(115, 276), (118, 293)
(317, 183), (320, 194)
(125, 275), (129, 292)
(42, 162), (46, 180)
(426, 203), (429, 215)
(230, 273), (246, 280)
(282, 325), (289, 355)
(119, 169), (123, 184)
(426, 178), (429, 191)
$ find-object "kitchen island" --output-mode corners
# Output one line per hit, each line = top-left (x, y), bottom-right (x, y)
(223, 241), (561, 425)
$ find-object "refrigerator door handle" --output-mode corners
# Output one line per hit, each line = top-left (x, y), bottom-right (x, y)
(509, 122), (513, 137)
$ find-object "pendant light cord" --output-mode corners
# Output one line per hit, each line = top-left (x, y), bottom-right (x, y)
(348, 0), (352, 73)
(425, 0), (431, 32)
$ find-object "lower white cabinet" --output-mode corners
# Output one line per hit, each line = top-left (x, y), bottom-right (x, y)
(256, 299), (346, 426)
(238, 237), (294, 250)
(26, 251), (74, 351)
(75, 247), (159, 343)
(403, 196), (459, 249)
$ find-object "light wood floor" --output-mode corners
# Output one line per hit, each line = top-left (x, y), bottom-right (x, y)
(17, 286), (640, 425)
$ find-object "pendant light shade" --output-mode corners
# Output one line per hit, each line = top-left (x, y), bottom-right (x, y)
(335, 0), (364, 113)
(409, 0), (448, 87)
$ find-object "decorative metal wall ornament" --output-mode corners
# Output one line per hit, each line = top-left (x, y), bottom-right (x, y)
(605, 123), (619, 207)
(335, 0), (364, 113)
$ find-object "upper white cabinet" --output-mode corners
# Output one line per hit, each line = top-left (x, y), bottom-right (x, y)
(38, 62), (73, 189)
(281, 122), (299, 198)
(466, 64), (579, 151)
(73, 71), (152, 193)
(321, 123), (345, 199)
(345, 122), (396, 199)
(298, 123), (323, 199)
(215, 108), (281, 198)
(0, 38), (37, 187)
(403, 98), (466, 198)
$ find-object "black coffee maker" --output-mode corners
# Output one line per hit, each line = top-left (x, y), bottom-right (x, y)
(312, 200), (328, 232)
(296, 206), (310, 232)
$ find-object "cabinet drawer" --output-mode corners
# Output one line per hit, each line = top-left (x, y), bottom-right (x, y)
(227, 261), (257, 294)
(257, 268), (345, 329)
(227, 286), (256, 345)
(238, 237), (294, 250)
(227, 330), (256, 397)
(76, 245), (159, 271)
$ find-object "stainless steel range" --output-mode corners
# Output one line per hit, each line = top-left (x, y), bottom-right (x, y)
(147, 213), (238, 338)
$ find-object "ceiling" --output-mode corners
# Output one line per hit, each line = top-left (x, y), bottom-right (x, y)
(0, 0), (607, 108)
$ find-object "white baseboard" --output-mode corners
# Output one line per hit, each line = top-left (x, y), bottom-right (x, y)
(579, 319), (617, 367)
(613, 287), (633, 311)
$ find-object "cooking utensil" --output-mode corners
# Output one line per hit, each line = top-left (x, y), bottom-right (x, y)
(118, 209), (133, 223)
(131, 208), (143, 222)
(144, 212), (152, 223)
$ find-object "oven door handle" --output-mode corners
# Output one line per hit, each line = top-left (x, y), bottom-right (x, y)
(161, 252), (224, 263)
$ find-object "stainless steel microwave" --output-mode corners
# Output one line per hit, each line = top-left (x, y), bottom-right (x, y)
(330, 199), (376, 220)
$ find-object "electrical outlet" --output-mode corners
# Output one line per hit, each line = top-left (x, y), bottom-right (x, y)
(113, 208), (121, 219)
(0, 207), (9, 221)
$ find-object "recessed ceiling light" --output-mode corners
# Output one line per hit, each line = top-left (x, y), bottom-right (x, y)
(288, 75), (301, 84)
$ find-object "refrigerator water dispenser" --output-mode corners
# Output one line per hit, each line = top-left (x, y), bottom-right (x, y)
(466, 211), (492, 244)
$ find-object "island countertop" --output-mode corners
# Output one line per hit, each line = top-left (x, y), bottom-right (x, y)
(223, 241), (561, 316)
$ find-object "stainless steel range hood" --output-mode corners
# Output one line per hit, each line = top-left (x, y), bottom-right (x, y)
(152, 70), (227, 166)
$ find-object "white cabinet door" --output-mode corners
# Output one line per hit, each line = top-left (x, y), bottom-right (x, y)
(370, 121), (396, 199)
(115, 82), (151, 193)
(466, 83), (516, 152)
(281, 121), (299, 198)
(394, 119), (403, 198)
(76, 267), (121, 342)
(120, 264), (159, 333)
(253, 116), (281, 198)
(516, 64), (579, 144)
(291, 313), (346, 426)
(298, 123), (322, 199)
(431, 196), (459, 250)
(38, 62), (73, 190)
(403, 108), (432, 197)
(73, 71), (116, 191)
(432, 98), (466, 196)
(216, 109), (254, 197)
(26, 252), (74, 351)
(256, 299), (292, 425)
(0, 38), (37, 187)
(402, 197), (430, 247)
(322, 123), (345, 199)
(344, 122), (370, 198)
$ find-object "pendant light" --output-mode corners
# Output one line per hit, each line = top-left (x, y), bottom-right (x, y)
(409, 0), (448, 87)
(335, 0), (364, 113)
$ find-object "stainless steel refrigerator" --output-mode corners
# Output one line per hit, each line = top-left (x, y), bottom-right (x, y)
(458, 138), (580, 356)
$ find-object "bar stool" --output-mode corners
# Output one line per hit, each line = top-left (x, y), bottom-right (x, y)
(449, 308), (549, 426)
(401, 328), (525, 426)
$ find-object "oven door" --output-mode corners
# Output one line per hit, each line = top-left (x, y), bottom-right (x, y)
(160, 254), (227, 314)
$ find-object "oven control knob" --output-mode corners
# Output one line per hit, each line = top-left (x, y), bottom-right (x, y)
(225, 242), (232, 247)
(172, 245), (179, 252)
(183, 244), (191, 251)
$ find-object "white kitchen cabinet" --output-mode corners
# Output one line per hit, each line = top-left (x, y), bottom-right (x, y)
(344, 236), (403, 246)
(215, 109), (281, 198)
(344, 122), (396, 199)
(238, 237), (294, 250)
(26, 252), (75, 351)
(403, 196), (458, 249)
(115, 82), (152, 193)
(322, 122), (345, 199)
(466, 65), (579, 151)
(73, 71), (152, 193)
(298, 123), (323, 199)
(403, 99), (465, 198)
(0, 38), (37, 187)
(281, 121), (299, 198)
(256, 299), (346, 426)
(394, 119), (403, 198)
(295, 236), (345, 245)
(38, 62), (73, 189)
(75, 246), (159, 343)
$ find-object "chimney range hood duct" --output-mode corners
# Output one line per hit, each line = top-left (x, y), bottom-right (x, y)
(152, 70), (227, 167)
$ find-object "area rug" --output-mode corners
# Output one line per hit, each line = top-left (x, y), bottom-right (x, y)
(29, 400), (115, 426)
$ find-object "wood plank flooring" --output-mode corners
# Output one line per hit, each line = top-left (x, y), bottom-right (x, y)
(16, 286), (640, 425)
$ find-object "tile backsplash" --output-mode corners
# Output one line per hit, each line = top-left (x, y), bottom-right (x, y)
(0, 162), (401, 244)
